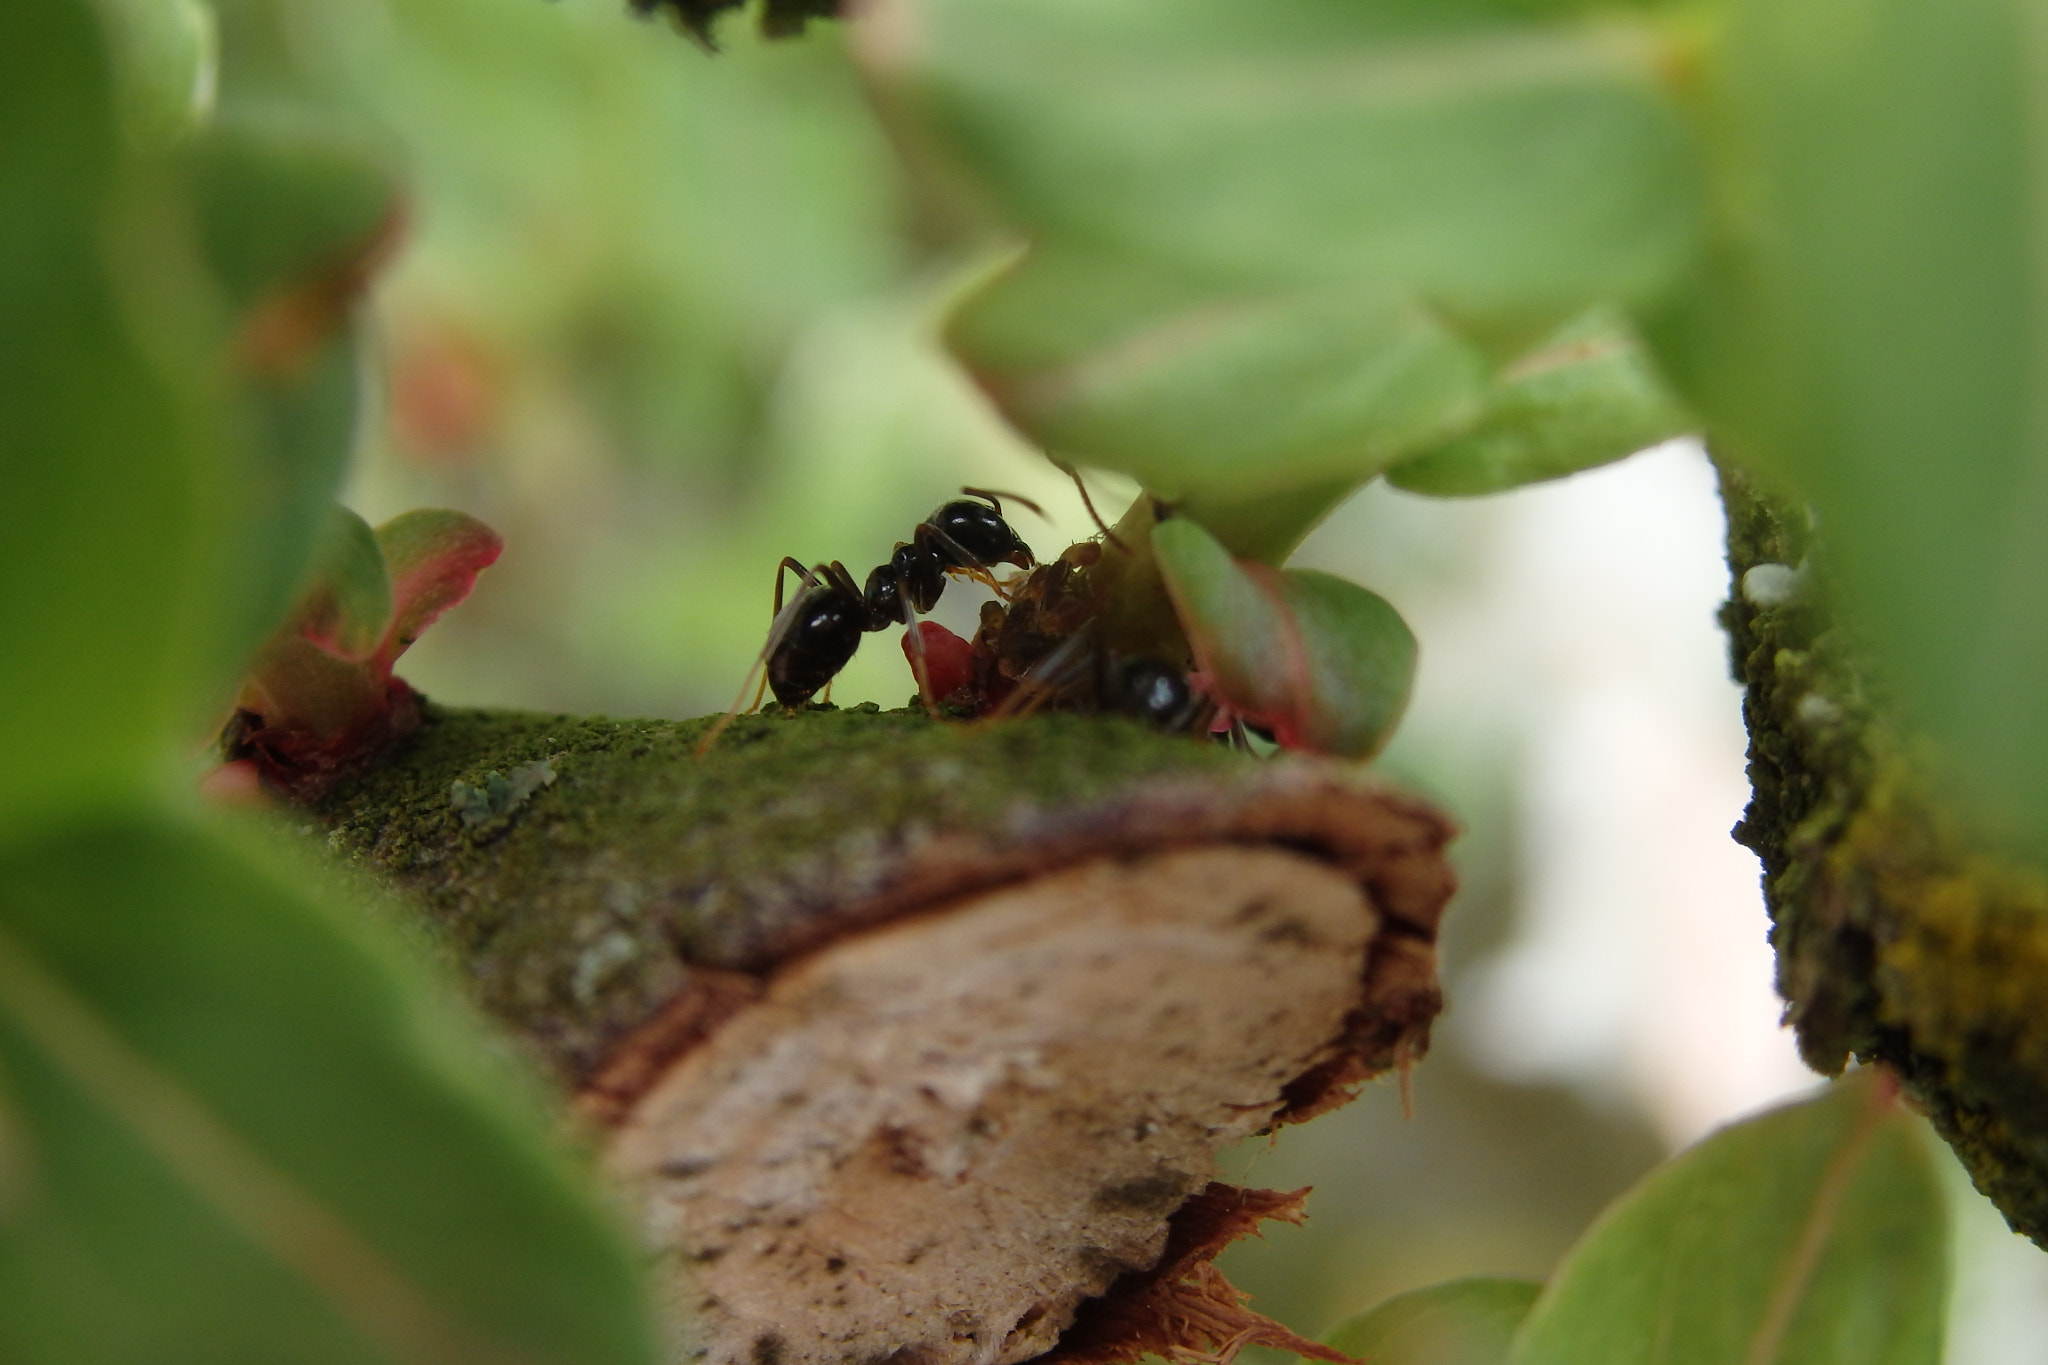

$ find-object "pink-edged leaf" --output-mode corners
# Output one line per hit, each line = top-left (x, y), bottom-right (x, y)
(236, 633), (391, 740)
(372, 509), (503, 669)
(1151, 517), (1297, 718)
(294, 506), (394, 663)
(1275, 570), (1417, 759)
(1153, 518), (1416, 759)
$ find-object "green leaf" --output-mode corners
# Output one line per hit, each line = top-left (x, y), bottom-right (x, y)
(190, 116), (399, 673)
(1385, 310), (1692, 496)
(374, 510), (505, 668)
(0, 810), (656, 1365)
(0, 0), (226, 828)
(948, 244), (1487, 503)
(1323, 1278), (1542, 1365)
(188, 112), (397, 319)
(871, 0), (1702, 342)
(1642, 0), (2048, 845)
(90, 0), (217, 140)
(296, 507), (395, 664)
(1505, 1073), (1948, 1365)
(1153, 518), (1417, 758)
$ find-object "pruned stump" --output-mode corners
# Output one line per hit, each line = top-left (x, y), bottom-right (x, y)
(309, 705), (1455, 1365)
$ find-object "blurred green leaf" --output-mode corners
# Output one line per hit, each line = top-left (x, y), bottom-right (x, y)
(187, 114), (399, 689)
(0, 0), (225, 827)
(297, 508), (395, 663)
(189, 113), (396, 313)
(1643, 0), (2048, 844)
(0, 811), (656, 1365)
(1505, 1073), (1948, 1365)
(223, 328), (370, 661)
(1385, 310), (1691, 497)
(90, 0), (218, 139)
(948, 244), (1487, 503)
(1153, 518), (1416, 757)
(1322, 1277), (1541, 1365)
(872, 0), (1701, 342)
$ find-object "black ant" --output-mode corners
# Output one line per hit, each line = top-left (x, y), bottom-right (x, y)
(697, 489), (1041, 753)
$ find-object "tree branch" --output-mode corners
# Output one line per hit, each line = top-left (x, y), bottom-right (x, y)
(303, 702), (1457, 1365)
(1720, 461), (2048, 1246)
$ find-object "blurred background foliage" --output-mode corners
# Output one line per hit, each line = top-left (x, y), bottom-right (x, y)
(189, 0), (2048, 1356)
(11, 0), (2048, 1358)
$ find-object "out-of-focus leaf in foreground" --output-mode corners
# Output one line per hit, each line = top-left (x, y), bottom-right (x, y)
(1322, 1277), (1540, 1365)
(946, 244), (1487, 504)
(1505, 1072), (1948, 1365)
(190, 111), (403, 692)
(871, 0), (1700, 517)
(0, 0), (223, 826)
(91, 0), (217, 138)
(0, 813), (656, 1365)
(1646, 0), (2048, 847)
(872, 0), (1698, 333)
(1385, 311), (1692, 497)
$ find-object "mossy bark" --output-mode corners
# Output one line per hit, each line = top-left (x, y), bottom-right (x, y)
(1719, 462), (2048, 1246)
(300, 700), (1455, 1365)
(306, 701), (1450, 1103)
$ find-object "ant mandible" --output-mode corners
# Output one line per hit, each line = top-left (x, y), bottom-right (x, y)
(696, 489), (1042, 753)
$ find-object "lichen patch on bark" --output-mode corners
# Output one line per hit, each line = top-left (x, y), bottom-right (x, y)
(609, 847), (1381, 1365)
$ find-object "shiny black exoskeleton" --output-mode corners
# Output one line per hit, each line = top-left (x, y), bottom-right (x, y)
(1110, 657), (1199, 728)
(763, 490), (1037, 708)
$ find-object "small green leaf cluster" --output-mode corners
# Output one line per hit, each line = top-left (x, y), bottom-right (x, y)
(1318, 1075), (1948, 1365)
(1154, 518), (1415, 759)
(0, 4), (655, 1363)
(227, 506), (502, 793)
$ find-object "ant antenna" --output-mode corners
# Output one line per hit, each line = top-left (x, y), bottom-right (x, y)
(961, 486), (1049, 523)
(897, 590), (941, 715)
(1053, 461), (1126, 549)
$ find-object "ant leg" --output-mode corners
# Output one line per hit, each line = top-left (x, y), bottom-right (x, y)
(747, 559), (804, 714)
(898, 588), (941, 715)
(960, 486), (1049, 523)
(1052, 461), (1127, 550)
(695, 558), (827, 757)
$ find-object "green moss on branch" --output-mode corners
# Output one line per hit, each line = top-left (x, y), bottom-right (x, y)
(1720, 462), (2048, 1246)
(305, 703), (1451, 1105)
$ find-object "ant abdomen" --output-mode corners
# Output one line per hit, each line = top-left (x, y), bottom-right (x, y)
(768, 581), (870, 708)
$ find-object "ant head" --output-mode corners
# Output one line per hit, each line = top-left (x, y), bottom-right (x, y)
(926, 500), (1034, 572)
